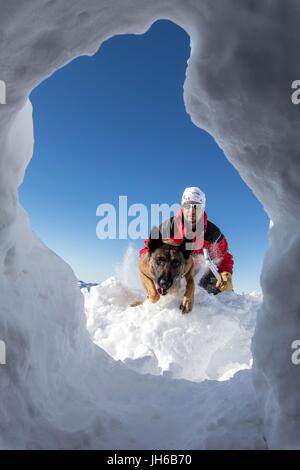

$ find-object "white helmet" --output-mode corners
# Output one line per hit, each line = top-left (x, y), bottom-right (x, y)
(181, 187), (206, 206)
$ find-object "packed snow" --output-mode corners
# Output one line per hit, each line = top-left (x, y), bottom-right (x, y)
(1, 0), (300, 450)
(85, 247), (260, 383)
(84, 275), (259, 382)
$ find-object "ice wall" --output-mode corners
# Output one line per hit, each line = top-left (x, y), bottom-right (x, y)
(0, 0), (300, 449)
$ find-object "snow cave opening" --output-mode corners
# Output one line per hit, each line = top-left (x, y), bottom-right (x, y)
(2, 1), (299, 450)
(20, 20), (267, 384)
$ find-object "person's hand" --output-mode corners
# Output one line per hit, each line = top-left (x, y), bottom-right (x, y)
(216, 272), (233, 292)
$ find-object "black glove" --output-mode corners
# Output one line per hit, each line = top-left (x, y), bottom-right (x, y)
(198, 272), (219, 295)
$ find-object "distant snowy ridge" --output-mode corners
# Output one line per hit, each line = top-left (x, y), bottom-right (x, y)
(78, 280), (98, 292)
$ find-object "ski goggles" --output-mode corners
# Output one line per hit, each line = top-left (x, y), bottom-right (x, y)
(182, 202), (204, 211)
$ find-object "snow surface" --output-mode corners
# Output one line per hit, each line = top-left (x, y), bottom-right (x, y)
(84, 275), (259, 383)
(1, 0), (300, 449)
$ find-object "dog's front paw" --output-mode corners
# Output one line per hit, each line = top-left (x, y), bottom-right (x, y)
(179, 296), (193, 314)
(148, 293), (160, 304)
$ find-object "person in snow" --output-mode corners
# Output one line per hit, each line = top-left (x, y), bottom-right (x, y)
(140, 187), (234, 294)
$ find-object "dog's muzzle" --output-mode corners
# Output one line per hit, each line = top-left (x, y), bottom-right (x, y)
(156, 278), (172, 296)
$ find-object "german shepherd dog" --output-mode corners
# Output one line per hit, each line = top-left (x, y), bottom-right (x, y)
(137, 228), (195, 314)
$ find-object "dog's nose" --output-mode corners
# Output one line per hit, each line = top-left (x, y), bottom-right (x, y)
(159, 278), (172, 290)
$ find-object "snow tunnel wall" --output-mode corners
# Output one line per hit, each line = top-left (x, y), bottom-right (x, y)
(0, 0), (300, 449)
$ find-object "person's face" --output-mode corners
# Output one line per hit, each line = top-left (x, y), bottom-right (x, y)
(182, 201), (204, 226)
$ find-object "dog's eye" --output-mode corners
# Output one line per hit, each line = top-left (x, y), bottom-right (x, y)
(157, 258), (165, 265)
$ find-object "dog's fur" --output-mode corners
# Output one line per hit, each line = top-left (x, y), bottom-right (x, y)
(137, 230), (195, 314)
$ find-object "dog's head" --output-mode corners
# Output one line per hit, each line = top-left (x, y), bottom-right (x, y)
(148, 227), (190, 296)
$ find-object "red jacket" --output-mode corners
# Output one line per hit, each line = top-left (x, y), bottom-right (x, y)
(139, 211), (233, 274)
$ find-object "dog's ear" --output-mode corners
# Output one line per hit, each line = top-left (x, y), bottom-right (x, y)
(148, 226), (163, 254)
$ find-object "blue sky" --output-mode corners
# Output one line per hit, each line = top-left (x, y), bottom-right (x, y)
(20, 20), (269, 292)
